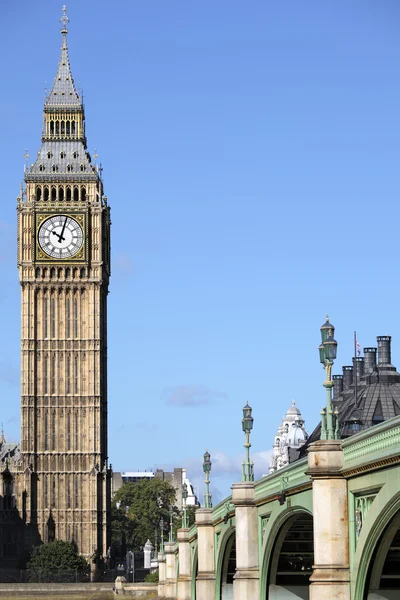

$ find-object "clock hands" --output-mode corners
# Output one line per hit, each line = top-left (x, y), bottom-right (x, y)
(52, 217), (68, 244)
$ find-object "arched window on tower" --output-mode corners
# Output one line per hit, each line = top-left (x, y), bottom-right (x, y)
(66, 121), (70, 135)
(59, 187), (64, 202)
(66, 297), (71, 338)
(74, 355), (78, 394)
(75, 476), (79, 509)
(36, 186), (42, 201)
(67, 412), (71, 451)
(43, 297), (48, 338)
(44, 476), (48, 508)
(50, 268), (56, 279)
(44, 187), (49, 202)
(50, 297), (55, 338)
(61, 121), (65, 135)
(73, 187), (79, 202)
(51, 186), (57, 201)
(51, 411), (56, 451)
(50, 121), (54, 135)
(71, 121), (76, 134)
(55, 121), (59, 135)
(51, 355), (56, 394)
(43, 354), (48, 394)
(66, 355), (71, 394)
(66, 187), (71, 202)
(44, 411), (48, 451)
(74, 297), (78, 337)
(67, 476), (71, 508)
(81, 187), (86, 202)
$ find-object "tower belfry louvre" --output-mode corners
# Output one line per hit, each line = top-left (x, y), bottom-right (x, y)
(13, 6), (111, 562)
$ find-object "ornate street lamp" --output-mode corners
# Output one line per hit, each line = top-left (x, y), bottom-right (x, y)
(168, 505), (174, 543)
(181, 482), (189, 528)
(154, 527), (158, 558)
(242, 401), (254, 481)
(159, 517), (165, 553)
(319, 315), (339, 440)
(203, 450), (212, 509)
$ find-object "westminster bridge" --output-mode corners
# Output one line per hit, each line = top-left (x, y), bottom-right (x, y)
(156, 415), (400, 600)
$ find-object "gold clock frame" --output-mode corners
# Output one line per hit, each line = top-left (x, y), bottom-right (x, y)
(35, 212), (87, 263)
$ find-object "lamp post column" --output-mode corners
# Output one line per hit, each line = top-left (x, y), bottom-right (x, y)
(157, 518), (166, 598)
(196, 451), (215, 600)
(164, 507), (177, 598)
(177, 483), (191, 600)
(318, 316), (339, 441)
(233, 402), (259, 600)
(310, 317), (349, 599)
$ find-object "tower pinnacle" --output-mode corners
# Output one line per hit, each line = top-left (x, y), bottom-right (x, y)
(60, 5), (70, 34)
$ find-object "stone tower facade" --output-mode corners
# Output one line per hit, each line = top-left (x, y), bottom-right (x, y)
(15, 8), (111, 560)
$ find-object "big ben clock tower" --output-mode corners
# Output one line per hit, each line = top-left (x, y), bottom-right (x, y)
(16, 7), (111, 560)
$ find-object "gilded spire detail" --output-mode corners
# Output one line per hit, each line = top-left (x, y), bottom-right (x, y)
(60, 5), (70, 34)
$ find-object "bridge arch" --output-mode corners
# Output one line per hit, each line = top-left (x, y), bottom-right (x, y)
(215, 526), (236, 600)
(355, 489), (400, 599)
(260, 507), (313, 599)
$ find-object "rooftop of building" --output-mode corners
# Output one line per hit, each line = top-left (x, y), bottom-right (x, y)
(302, 334), (400, 453)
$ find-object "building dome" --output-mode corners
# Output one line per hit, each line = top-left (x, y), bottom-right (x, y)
(285, 400), (301, 417)
(269, 400), (309, 473)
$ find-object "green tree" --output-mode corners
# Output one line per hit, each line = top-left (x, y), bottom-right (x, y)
(111, 478), (178, 552)
(27, 540), (89, 582)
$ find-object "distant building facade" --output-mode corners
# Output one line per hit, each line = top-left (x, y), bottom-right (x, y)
(112, 468), (198, 509)
(269, 400), (309, 473)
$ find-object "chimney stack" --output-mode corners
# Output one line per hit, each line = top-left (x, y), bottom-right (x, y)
(353, 356), (364, 379)
(342, 366), (353, 390)
(364, 348), (377, 374)
(333, 374), (343, 399)
(377, 336), (392, 366)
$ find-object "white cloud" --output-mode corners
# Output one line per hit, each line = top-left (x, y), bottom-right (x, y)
(162, 384), (228, 407)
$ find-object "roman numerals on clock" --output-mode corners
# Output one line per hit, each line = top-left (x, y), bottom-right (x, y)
(38, 215), (84, 259)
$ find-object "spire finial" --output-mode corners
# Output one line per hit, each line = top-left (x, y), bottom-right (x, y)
(60, 5), (70, 33)
(326, 314), (329, 322)
(1, 423), (5, 444)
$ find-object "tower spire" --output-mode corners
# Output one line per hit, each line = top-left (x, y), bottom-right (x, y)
(45, 5), (81, 107)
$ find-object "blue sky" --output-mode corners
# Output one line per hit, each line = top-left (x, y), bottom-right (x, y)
(0, 1), (400, 502)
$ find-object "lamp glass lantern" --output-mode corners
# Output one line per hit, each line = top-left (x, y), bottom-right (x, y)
(203, 451), (211, 474)
(242, 402), (254, 433)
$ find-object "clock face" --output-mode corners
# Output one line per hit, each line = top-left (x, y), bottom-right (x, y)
(38, 215), (84, 259)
